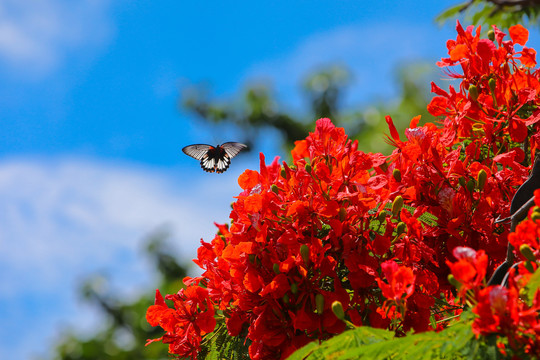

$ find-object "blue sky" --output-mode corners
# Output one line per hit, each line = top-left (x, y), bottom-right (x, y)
(0, 0), (519, 358)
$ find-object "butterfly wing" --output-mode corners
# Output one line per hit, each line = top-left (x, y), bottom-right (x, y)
(183, 142), (247, 173)
(182, 144), (213, 160)
(201, 155), (219, 173)
(221, 142), (248, 158)
(214, 155), (231, 173)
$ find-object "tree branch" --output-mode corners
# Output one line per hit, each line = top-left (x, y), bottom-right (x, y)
(487, 195), (536, 285)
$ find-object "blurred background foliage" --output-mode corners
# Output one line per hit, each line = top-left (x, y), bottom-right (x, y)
(437, 0), (540, 30)
(46, 2), (539, 359)
(48, 231), (186, 360)
(181, 62), (433, 156)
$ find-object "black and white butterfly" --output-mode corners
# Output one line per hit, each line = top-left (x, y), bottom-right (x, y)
(182, 142), (247, 173)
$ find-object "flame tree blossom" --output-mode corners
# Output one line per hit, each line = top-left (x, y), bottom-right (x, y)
(146, 21), (540, 359)
(447, 191), (540, 357)
(146, 287), (216, 358)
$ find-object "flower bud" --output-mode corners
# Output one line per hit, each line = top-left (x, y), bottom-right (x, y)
(392, 196), (404, 217)
(300, 244), (310, 265)
(271, 184), (279, 194)
(430, 315), (436, 329)
(487, 29), (495, 41)
(532, 212), (540, 222)
(533, 206), (540, 213)
(466, 179), (476, 193)
(458, 177), (467, 188)
(315, 293), (325, 314)
(489, 78), (497, 93)
(520, 244), (537, 262)
(281, 168), (287, 179)
(392, 168), (402, 182)
(477, 169), (487, 190)
(396, 222), (407, 235)
(378, 211), (387, 223)
(525, 261), (535, 273)
(331, 301), (345, 320)
(468, 84), (479, 101)
(448, 274), (461, 289)
(305, 163), (312, 173)
(291, 282), (298, 294)
(273, 263), (280, 274)
(339, 207), (347, 221)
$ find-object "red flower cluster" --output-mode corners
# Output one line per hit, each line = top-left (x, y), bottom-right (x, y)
(430, 23), (538, 148)
(146, 287), (216, 358)
(192, 120), (399, 358)
(145, 21), (540, 359)
(509, 189), (540, 259)
(447, 192), (540, 357)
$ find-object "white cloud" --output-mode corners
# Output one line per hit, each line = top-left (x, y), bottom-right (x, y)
(0, 0), (112, 78)
(0, 156), (243, 358)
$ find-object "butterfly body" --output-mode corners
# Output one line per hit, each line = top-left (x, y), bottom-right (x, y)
(182, 142), (247, 173)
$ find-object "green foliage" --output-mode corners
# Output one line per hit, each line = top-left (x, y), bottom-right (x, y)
(198, 324), (251, 360)
(289, 313), (500, 360)
(415, 208), (439, 228)
(437, 3), (467, 21)
(437, 1), (540, 30)
(288, 326), (394, 360)
(380, 202), (440, 228)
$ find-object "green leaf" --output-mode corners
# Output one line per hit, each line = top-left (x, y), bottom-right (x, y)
(287, 326), (394, 360)
(435, 2), (469, 24)
(199, 324), (250, 360)
(471, 5), (492, 25)
(381, 202), (439, 227)
(289, 314), (502, 360)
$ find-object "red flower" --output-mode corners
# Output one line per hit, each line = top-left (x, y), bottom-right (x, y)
(145, 287), (216, 359)
(377, 261), (415, 302)
(509, 24), (528, 46)
(146, 290), (176, 335)
(446, 247), (487, 295)
(472, 285), (517, 335)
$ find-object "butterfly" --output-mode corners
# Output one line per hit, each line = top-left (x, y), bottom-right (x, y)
(182, 142), (247, 173)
